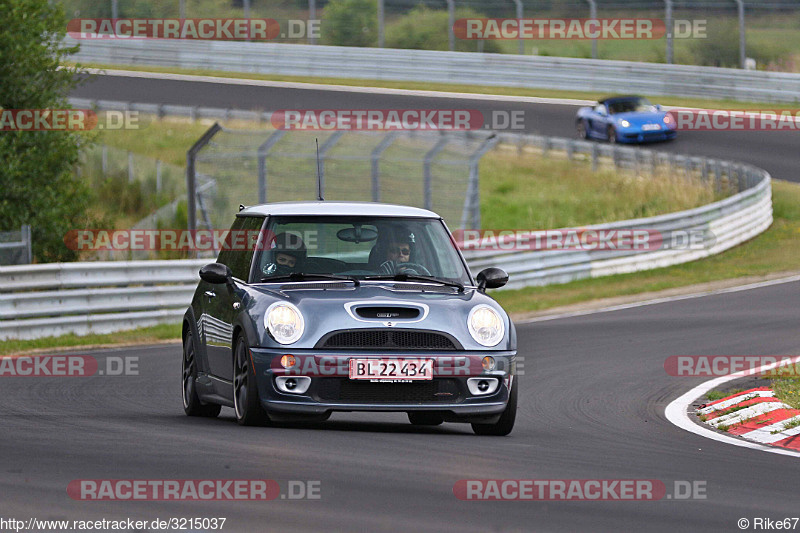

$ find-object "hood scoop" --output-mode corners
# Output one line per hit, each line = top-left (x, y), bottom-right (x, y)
(355, 306), (420, 320)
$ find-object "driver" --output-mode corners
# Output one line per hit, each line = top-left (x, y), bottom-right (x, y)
(377, 230), (425, 275)
(262, 232), (306, 277)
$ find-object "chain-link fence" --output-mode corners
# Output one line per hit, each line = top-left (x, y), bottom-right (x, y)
(61, 0), (800, 70)
(189, 126), (499, 233)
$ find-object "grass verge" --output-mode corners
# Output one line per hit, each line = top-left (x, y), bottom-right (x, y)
(771, 378), (800, 410)
(70, 62), (790, 111)
(493, 180), (800, 315)
(0, 323), (181, 356)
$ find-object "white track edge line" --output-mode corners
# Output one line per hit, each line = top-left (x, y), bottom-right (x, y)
(516, 274), (800, 324)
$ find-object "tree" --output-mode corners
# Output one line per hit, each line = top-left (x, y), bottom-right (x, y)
(321, 0), (377, 47)
(0, 0), (93, 262)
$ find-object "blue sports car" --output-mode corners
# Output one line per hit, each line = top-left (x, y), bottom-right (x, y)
(575, 95), (677, 144)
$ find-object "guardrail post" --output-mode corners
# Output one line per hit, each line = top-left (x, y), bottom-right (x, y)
(256, 130), (287, 204)
(542, 138), (551, 157)
(127, 151), (134, 183)
(566, 140), (574, 161)
(371, 131), (398, 202)
(591, 143), (598, 171)
(423, 135), (450, 211)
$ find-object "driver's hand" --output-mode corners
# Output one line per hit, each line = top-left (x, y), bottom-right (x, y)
(377, 260), (396, 275)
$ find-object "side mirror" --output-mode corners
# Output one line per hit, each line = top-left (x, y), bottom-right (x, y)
(476, 267), (508, 291)
(655, 104), (662, 111)
(200, 263), (232, 285)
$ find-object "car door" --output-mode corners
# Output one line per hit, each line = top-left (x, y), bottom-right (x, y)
(590, 103), (609, 136)
(204, 215), (265, 382)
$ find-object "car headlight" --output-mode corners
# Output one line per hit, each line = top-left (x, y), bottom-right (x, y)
(265, 302), (304, 345)
(619, 119), (631, 128)
(663, 114), (674, 126)
(468, 305), (504, 347)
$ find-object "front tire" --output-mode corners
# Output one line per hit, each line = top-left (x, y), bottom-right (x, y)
(233, 335), (269, 426)
(182, 332), (221, 418)
(576, 120), (588, 140)
(472, 381), (517, 436)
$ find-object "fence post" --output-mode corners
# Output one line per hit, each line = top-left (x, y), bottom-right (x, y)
(663, 0), (673, 64)
(591, 143), (598, 171)
(186, 123), (223, 238)
(371, 131), (398, 202)
(102, 144), (108, 174)
(377, 0), (384, 48)
(735, 0), (746, 69)
(447, 0), (455, 51)
(256, 130), (287, 204)
(156, 159), (162, 192)
(462, 134), (499, 230)
(318, 131), (345, 200)
(512, 0), (524, 55)
(587, 0), (598, 59)
(423, 135), (450, 211)
(23, 225), (32, 264)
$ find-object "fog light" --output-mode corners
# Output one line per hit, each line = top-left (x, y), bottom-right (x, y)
(481, 356), (495, 371)
(275, 376), (311, 394)
(467, 377), (499, 396)
(280, 354), (296, 368)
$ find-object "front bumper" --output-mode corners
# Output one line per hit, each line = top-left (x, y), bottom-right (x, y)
(250, 348), (516, 420)
(618, 128), (677, 143)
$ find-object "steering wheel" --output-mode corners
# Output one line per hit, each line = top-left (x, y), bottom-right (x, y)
(395, 262), (432, 276)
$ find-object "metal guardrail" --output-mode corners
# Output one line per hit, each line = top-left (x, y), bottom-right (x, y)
(70, 38), (800, 103)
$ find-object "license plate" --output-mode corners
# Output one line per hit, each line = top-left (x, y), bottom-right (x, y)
(349, 358), (434, 381)
(642, 124), (661, 131)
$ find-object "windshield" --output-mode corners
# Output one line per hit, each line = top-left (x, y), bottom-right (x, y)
(607, 97), (655, 114)
(254, 216), (471, 285)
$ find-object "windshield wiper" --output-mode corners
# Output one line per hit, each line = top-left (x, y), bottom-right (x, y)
(363, 274), (464, 293)
(260, 273), (360, 286)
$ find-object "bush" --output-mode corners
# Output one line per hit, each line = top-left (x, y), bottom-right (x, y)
(386, 6), (503, 54)
(321, 0), (377, 47)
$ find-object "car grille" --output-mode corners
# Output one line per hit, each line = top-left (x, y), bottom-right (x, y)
(315, 378), (461, 403)
(316, 329), (460, 350)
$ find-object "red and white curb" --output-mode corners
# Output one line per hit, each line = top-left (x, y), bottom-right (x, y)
(697, 387), (800, 449)
(665, 355), (800, 458)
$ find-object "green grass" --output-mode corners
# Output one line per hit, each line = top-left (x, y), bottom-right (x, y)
(480, 148), (716, 229)
(0, 323), (181, 356)
(771, 377), (800, 410)
(493, 180), (800, 315)
(70, 62), (794, 111)
(705, 390), (727, 402)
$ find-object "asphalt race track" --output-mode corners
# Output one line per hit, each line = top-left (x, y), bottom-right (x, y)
(72, 72), (800, 183)
(3, 281), (800, 531)
(4, 72), (789, 531)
